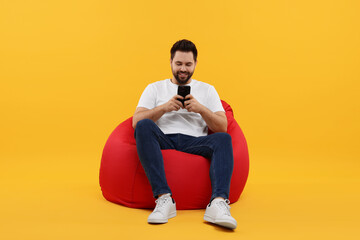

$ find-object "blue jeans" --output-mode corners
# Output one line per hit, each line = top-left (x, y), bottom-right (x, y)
(134, 119), (234, 202)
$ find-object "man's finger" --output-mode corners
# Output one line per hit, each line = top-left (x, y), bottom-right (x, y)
(185, 94), (193, 100)
(175, 100), (183, 107)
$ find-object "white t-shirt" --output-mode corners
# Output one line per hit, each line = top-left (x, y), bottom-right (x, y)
(137, 79), (225, 137)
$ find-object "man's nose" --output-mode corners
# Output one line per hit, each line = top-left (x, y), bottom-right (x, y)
(180, 65), (186, 71)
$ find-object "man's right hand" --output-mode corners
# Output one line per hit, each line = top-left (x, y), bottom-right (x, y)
(161, 95), (184, 113)
(132, 95), (185, 129)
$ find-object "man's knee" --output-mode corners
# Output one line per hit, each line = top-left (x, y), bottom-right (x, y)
(135, 119), (156, 132)
(214, 132), (232, 145)
(135, 119), (156, 140)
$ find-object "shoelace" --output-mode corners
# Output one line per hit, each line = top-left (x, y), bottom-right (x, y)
(153, 196), (170, 213)
(215, 199), (231, 216)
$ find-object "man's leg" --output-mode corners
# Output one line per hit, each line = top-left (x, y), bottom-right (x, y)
(178, 132), (237, 229)
(134, 119), (176, 224)
(134, 119), (175, 198)
(178, 132), (234, 201)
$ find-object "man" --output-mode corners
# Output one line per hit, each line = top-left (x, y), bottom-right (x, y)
(132, 39), (237, 229)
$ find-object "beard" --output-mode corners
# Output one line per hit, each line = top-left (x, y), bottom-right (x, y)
(172, 69), (194, 85)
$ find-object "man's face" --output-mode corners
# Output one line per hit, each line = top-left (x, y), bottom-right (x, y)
(171, 51), (197, 85)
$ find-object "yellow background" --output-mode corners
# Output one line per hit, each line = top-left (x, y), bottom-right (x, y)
(1, 0), (359, 239)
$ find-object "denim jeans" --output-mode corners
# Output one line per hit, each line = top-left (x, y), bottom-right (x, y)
(134, 119), (234, 202)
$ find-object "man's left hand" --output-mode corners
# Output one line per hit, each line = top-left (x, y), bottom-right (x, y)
(184, 94), (205, 114)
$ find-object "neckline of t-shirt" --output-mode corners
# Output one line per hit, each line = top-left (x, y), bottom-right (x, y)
(167, 78), (196, 88)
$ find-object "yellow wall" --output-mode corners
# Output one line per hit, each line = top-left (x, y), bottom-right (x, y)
(2, 0), (359, 176)
(1, 0), (359, 239)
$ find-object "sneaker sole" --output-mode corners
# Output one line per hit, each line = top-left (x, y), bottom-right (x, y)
(204, 215), (237, 229)
(148, 211), (176, 224)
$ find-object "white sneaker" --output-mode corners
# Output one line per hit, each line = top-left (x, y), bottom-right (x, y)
(204, 198), (237, 229)
(148, 193), (176, 223)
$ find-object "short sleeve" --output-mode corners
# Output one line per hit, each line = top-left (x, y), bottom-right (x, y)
(206, 86), (225, 112)
(137, 84), (156, 109)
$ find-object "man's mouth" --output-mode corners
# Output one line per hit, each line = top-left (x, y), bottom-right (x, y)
(179, 72), (188, 77)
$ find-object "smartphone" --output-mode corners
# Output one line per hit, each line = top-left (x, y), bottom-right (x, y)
(177, 85), (191, 107)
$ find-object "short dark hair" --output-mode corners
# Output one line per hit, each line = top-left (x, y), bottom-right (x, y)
(170, 39), (198, 62)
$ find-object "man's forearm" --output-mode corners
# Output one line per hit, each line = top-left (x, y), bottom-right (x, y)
(132, 106), (166, 129)
(200, 108), (228, 133)
(183, 94), (227, 133)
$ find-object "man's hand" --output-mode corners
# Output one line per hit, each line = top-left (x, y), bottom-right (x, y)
(184, 94), (227, 133)
(162, 95), (184, 113)
(184, 94), (205, 114)
(132, 95), (184, 129)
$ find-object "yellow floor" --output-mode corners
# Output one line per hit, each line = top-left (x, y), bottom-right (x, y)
(1, 152), (359, 240)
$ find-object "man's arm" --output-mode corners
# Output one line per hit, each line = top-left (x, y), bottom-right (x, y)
(132, 106), (165, 129)
(184, 94), (227, 133)
(132, 95), (184, 129)
(200, 109), (228, 133)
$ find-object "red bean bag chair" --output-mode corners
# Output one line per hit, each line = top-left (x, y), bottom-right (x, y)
(99, 100), (249, 210)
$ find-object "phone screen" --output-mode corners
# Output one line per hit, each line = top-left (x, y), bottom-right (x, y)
(177, 86), (191, 106)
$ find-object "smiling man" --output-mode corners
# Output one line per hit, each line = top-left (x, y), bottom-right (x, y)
(132, 39), (237, 229)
